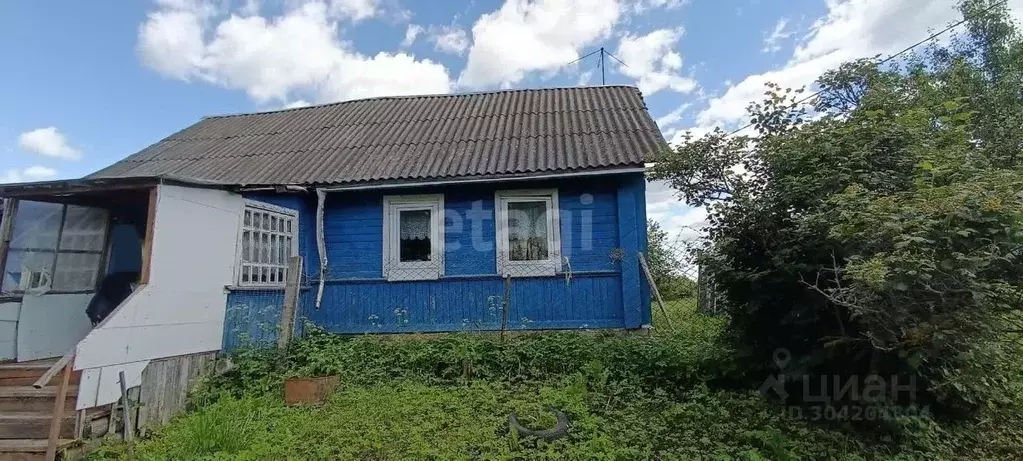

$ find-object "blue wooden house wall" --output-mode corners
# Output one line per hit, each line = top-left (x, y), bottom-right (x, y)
(223, 173), (649, 349)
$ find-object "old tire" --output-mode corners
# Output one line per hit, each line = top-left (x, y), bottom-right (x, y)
(509, 408), (570, 441)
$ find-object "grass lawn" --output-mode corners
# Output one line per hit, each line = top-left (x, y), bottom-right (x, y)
(85, 299), (1023, 460)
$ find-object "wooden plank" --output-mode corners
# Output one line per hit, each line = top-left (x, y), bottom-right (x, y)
(0, 199), (18, 289)
(638, 253), (673, 330)
(44, 359), (74, 461)
(118, 370), (134, 459)
(138, 187), (158, 285)
(32, 348), (75, 389)
(616, 176), (644, 328)
(278, 256), (303, 350)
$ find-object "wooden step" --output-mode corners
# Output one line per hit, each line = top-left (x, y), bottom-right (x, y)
(0, 362), (54, 380)
(0, 387), (78, 413)
(0, 439), (77, 461)
(0, 413), (75, 440)
(0, 371), (81, 388)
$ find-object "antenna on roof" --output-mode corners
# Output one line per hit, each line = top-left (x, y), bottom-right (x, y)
(566, 47), (629, 86)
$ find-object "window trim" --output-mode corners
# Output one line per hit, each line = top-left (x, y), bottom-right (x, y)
(495, 189), (562, 277)
(382, 194), (444, 282)
(234, 200), (299, 288)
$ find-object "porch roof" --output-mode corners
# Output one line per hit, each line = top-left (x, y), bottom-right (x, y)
(0, 175), (224, 201)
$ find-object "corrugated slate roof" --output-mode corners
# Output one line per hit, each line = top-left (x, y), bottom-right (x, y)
(87, 86), (664, 186)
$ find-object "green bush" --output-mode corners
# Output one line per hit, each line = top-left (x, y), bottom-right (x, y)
(205, 306), (732, 402)
(650, 0), (1023, 415)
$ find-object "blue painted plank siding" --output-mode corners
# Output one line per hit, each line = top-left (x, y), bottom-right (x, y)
(223, 174), (649, 347)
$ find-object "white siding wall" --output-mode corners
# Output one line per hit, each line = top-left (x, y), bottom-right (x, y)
(0, 302), (19, 360)
(75, 185), (242, 409)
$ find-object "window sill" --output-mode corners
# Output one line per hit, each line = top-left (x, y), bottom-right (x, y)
(224, 284), (288, 292)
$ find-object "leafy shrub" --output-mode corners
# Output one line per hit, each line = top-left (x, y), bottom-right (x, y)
(650, 0), (1023, 415)
(205, 306), (732, 401)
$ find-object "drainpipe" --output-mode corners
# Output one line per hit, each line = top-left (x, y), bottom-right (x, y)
(315, 189), (327, 309)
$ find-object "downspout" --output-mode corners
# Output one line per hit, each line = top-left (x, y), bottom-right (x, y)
(315, 189), (327, 309)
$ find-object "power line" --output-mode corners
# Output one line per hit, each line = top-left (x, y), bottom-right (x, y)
(725, 0), (1008, 137)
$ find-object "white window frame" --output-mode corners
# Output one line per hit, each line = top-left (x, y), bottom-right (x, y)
(382, 194), (444, 282)
(495, 189), (562, 277)
(235, 200), (299, 287)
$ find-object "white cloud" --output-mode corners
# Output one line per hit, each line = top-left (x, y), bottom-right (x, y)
(459, 0), (622, 88)
(137, 7), (209, 80)
(615, 28), (697, 96)
(282, 99), (312, 109)
(327, 0), (380, 21)
(577, 69), (594, 86)
(646, 179), (707, 244)
(630, 0), (687, 15)
(401, 23), (423, 46)
(0, 166), (59, 184)
(429, 25), (469, 55)
(137, 1), (452, 104)
(655, 103), (691, 129)
(18, 127), (82, 160)
(692, 0), (1023, 133)
(762, 18), (792, 53)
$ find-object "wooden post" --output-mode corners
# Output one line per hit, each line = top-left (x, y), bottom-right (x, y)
(0, 198), (18, 285)
(638, 253), (673, 329)
(44, 358), (74, 461)
(278, 256), (303, 350)
(119, 370), (135, 460)
(139, 187), (158, 285)
(500, 275), (511, 341)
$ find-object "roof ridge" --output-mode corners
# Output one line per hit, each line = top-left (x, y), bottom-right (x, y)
(204, 85), (641, 119)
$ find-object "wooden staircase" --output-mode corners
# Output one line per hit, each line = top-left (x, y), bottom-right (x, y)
(0, 360), (79, 460)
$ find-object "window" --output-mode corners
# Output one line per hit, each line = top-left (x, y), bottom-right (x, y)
(496, 189), (561, 277)
(237, 201), (298, 287)
(383, 195), (444, 281)
(1, 201), (109, 294)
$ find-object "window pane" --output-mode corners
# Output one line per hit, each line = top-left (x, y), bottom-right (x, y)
(252, 212), (261, 229)
(10, 201), (63, 250)
(52, 253), (101, 291)
(60, 206), (108, 251)
(270, 235), (278, 265)
(1, 249), (56, 292)
(244, 210), (251, 227)
(242, 265), (250, 283)
(398, 209), (432, 262)
(262, 213), (270, 230)
(507, 201), (549, 261)
(261, 233), (270, 263)
(242, 231), (251, 263)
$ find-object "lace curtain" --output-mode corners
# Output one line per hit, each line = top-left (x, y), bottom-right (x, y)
(507, 201), (549, 261)
(399, 210), (432, 262)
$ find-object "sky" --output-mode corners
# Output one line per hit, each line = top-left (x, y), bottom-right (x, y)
(1, 0), (1020, 242)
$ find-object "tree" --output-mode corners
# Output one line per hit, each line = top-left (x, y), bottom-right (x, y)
(651, 0), (1023, 415)
(645, 219), (696, 300)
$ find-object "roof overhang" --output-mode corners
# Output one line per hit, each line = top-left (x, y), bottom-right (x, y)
(314, 166), (648, 192)
(0, 175), (227, 200)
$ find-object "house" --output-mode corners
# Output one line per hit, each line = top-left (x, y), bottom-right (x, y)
(0, 86), (663, 441)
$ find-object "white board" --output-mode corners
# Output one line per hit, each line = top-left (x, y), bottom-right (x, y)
(76, 185), (242, 371)
(17, 293), (93, 361)
(76, 360), (149, 410)
(0, 302), (19, 360)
